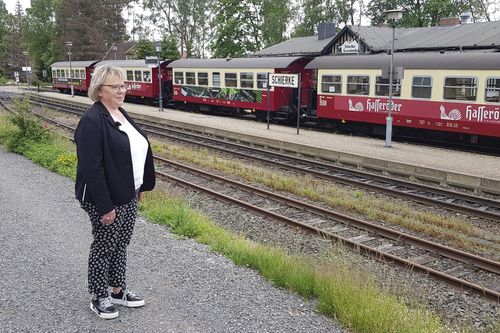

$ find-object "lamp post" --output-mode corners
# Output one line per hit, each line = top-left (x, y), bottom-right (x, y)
(384, 8), (403, 148)
(22, 51), (29, 91)
(155, 41), (163, 112)
(65, 41), (74, 97)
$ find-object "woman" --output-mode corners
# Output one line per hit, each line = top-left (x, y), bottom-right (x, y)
(74, 65), (155, 319)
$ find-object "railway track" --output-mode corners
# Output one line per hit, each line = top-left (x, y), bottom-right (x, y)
(25, 94), (500, 224)
(4, 96), (499, 303)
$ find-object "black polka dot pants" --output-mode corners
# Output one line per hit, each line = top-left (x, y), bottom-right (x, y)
(81, 195), (138, 299)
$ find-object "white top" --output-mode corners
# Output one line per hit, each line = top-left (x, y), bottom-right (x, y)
(110, 113), (149, 190)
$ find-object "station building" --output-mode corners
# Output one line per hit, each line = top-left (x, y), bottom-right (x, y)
(251, 19), (500, 57)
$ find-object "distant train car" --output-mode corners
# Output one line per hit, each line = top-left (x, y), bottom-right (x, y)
(166, 57), (313, 120)
(51, 61), (98, 94)
(96, 59), (173, 104)
(305, 53), (500, 143)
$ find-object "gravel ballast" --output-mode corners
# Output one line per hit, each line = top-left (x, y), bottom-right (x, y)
(0, 147), (344, 333)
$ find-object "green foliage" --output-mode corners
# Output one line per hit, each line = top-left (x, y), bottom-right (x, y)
(211, 0), (262, 57)
(260, 0), (292, 47)
(366, 0), (491, 27)
(6, 97), (50, 154)
(134, 38), (156, 59)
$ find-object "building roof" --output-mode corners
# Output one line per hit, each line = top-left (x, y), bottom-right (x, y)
(97, 59), (157, 68)
(50, 61), (98, 68)
(250, 36), (337, 57)
(339, 21), (500, 53)
(305, 52), (500, 70)
(167, 57), (305, 69)
(102, 41), (137, 60)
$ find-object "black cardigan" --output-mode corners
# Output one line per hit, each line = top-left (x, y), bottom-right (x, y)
(74, 101), (155, 215)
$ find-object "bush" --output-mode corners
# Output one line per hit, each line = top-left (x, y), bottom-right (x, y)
(6, 97), (50, 153)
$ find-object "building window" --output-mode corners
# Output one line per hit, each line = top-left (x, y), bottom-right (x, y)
(411, 76), (432, 99)
(198, 72), (208, 86)
(444, 77), (477, 101)
(134, 70), (143, 82)
(257, 73), (268, 89)
(347, 75), (370, 95)
(126, 70), (134, 81)
(321, 75), (342, 93)
(485, 77), (500, 103)
(225, 73), (237, 87)
(213, 72), (221, 87)
(143, 71), (151, 82)
(174, 71), (184, 84)
(375, 76), (401, 97)
(186, 72), (196, 85)
(240, 72), (254, 88)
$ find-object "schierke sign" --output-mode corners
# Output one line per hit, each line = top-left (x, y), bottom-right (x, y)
(268, 73), (299, 88)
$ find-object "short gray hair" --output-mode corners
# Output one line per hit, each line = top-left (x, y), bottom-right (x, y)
(88, 65), (125, 102)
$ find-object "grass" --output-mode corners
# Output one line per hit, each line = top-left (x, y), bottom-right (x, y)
(140, 190), (449, 333)
(149, 140), (498, 258)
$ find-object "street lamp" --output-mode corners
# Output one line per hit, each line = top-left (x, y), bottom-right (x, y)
(384, 8), (403, 148)
(111, 45), (117, 60)
(22, 51), (29, 91)
(155, 41), (163, 112)
(65, 41), (74, 97)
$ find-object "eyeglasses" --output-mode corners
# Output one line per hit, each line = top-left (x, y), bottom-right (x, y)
(102, 84), (128, 91)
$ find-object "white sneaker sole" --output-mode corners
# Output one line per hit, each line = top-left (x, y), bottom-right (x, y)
(110, 298), (145, 308)
(90, 302), (119, 319)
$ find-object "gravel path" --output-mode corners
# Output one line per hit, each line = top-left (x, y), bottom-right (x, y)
(0, 147), (344, 333)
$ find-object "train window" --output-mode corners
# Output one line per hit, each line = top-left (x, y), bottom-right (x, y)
(213, 72), (221, 87)
(186, 72), (196, 85)
(134, 70), (143, 82)
(347, 75), (370, 95)
(81, 70), (85, 78)
(225, 73), (237, 87)
(65, 70), (69, 78)
(56, 69), (61, 77)
(321, 75), (342, 94)
(444, 77), (477, 101)
(375, 76), (401, 97)
(52, 70), (56, 78)
(174, 71), (184, 84)
(126, 70), (134, 81)
(240, 72), (254, 89)
(198, 72), (209, 86)
(412, 76), (432, 99)
(70, 69), (75, 79)
(257, 73), (268, 89)
(61, 70), (66, 78)
(485, 77), (500, 103)
(143, 71), (151, 82)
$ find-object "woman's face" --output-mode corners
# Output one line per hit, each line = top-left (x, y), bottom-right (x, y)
(99, 75), (127, 109)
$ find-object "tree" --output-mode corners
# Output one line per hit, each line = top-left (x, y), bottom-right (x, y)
(140, 0), (214, 58)
(22, 0), (60, 81)
(133, 38), (155, 59)
(0, 1), (14, 77)
(292, 0), (342, 37)
(56, 0), (130, 60)
(211, 0), (263, 57)
(260, 0), (293, 47)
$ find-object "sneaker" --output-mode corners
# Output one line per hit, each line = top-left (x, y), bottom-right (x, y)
(110, 289), (145, 308)
(90, 297), (119, 319)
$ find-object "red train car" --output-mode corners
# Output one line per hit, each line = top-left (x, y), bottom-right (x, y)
(305, 53), (500, 142)
(166, 57), (313, 120)
(95, 60), (173, 104)
(51, 61), (98, 94)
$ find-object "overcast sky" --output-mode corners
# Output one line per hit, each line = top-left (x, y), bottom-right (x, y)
(5, 0), (499, 29)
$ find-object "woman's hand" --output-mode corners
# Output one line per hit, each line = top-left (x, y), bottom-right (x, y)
(100, 209), (116, 225)
(138, 192), (145, 202)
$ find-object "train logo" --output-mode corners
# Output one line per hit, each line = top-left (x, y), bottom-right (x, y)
(440, 105), (462, 120)
(348, 99), (364, 112)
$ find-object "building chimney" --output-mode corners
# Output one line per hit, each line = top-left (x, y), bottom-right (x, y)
(459, 12), (472, 24)
(439, 17), (460, 26)
(317, 22), (336, 40)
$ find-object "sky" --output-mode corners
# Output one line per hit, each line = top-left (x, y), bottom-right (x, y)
(5, 0), (500, 28)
